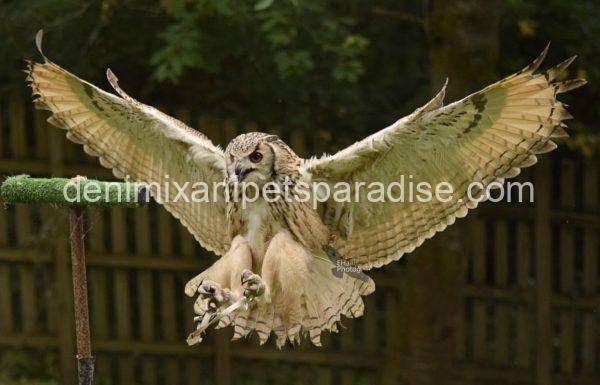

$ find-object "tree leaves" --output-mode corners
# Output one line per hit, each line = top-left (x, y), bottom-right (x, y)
(255, 0), (274, 11)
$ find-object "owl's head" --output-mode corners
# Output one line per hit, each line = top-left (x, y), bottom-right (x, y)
(225, 132), (297, 186)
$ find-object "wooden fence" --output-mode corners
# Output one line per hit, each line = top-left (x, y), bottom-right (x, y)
(0, 94), (598, 385)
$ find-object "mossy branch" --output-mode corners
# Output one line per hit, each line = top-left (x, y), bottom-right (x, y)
(1, 175), (147, 208)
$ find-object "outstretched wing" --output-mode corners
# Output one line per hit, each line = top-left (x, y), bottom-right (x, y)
(27, 32), (231, 255)
(302, 46), (586, 270)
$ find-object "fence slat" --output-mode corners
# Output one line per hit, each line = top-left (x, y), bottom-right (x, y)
(0, 261), (11, 333)
(382, 290), (400, 385)
(340, 315), (355, 385)
(317, 367), (333, 385)
(34, 110), (48, 159)
(582, 162), (598, 375)
(494, 221), (509, 365)
(535, 160), (552, 385)
(471, 216), (487, 362)
(136, 207), (158, 385)
(88, 208), (111, 383)
(157, 209), (180, 385)
(0, 206), (11, 334)
(515, 222), (531, 369)
(0, 100), (4, 157)
(9, 93), (27, 158)
(185, 356), (204, 385)
(111, 207), (135, 384)
(559, 160), (576, 375)
(16, 205), (37, 334)
(364, 297), (377, 354)
(45, 127), (76, 385)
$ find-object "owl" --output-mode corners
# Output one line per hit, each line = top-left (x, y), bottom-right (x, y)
(27, 31), (585, 348)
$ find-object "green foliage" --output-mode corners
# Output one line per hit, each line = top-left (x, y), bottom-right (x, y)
(501, 0), (600, 157)
(0, 0), (597, 154)
(152, 0), (368, 84)
(0, 350), (59, 384)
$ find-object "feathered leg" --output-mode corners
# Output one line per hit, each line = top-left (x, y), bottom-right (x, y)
(184, 236), (252, 344)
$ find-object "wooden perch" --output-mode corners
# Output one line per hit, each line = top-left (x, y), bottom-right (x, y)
(1, 174), (148, 385)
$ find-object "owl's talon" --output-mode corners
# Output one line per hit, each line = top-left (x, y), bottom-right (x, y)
(197, 280), (231, 308)
(188, 294), (250, 346)
(241, 269), (266, 300)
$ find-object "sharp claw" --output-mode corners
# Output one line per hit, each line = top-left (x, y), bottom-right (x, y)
(240, 269), (253, 284)
(197, 280), (230, 306)
(240, 270), (266, 299)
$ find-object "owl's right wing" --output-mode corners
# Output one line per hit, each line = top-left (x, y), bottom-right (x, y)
(27, 32), (231, 255)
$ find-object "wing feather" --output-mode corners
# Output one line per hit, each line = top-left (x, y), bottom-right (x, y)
(302, 47), (585, 270)
(27, 38), (230, 255)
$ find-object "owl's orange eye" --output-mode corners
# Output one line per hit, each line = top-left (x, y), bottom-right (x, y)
(249, 151), (263, 163)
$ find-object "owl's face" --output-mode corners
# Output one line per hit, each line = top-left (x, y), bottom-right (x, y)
(225, 133), (279, 187)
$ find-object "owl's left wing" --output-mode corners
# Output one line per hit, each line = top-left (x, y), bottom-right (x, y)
(301, 46), (585, 270)
(27, 32), (231, 255)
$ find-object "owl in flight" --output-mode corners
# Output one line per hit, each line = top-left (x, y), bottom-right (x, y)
(27, 30), (584, 348)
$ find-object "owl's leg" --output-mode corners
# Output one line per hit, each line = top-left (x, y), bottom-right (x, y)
(261, 229), (312, 343)
(245, 229), (310, 305)
(236, 230), (305, 304)
(185, 235), (252, 301)
(184, 236), (253, 344)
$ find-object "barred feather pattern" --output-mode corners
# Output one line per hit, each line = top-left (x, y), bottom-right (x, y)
(26, 56), (231, 255)
(302, 45), (586, 270)
(222, 259), (373, 348)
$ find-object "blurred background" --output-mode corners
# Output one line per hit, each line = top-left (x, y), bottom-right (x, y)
(0, 0), (599, 384)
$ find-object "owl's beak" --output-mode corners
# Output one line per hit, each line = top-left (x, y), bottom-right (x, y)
(235, 165), (255, 181)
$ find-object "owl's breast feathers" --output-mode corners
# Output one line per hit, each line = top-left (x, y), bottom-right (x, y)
(226, 180), (329, 260)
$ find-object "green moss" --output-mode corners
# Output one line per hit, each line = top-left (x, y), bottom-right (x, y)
(1, 175), (146, 208)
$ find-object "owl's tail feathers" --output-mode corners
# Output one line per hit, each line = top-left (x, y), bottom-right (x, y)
(302, 265), (375, 348)
(226, 258), (375, 348)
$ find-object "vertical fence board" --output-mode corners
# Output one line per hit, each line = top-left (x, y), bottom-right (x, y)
(186, 356), (203, 385)
(364, 297), (377, 354)
(382, 290), (400, 385)
(111, 207), (134, 385)
(0, 99), (4, 157)
(515, 222), (531, 369)
(136, 207), (158, 385)
(0, 204), (11, 334)
(317, 367), (333, 385)
(47, 127), (76, 385)
(34, 110), (48, 159)
(582, 162), (598, 375)
(559, 160), (575, 375)
(9, 94), (27, 158)
(16, 205), (38, 335)
(471, 216), (487, 362)
(535, 160), (552, 385)
(0, 262), (11, 333)
(158, 209), (179, 385)
(494, 221), (509, 365)
(340, 317), (355, 385)
(215, 330), (232, 385)
(88, 208), (111, 382)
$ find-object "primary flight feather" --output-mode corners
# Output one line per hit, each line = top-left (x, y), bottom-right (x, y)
(26, 30), (585, 348)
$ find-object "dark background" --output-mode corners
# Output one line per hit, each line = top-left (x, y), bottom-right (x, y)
(0, 1), (598, 385)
